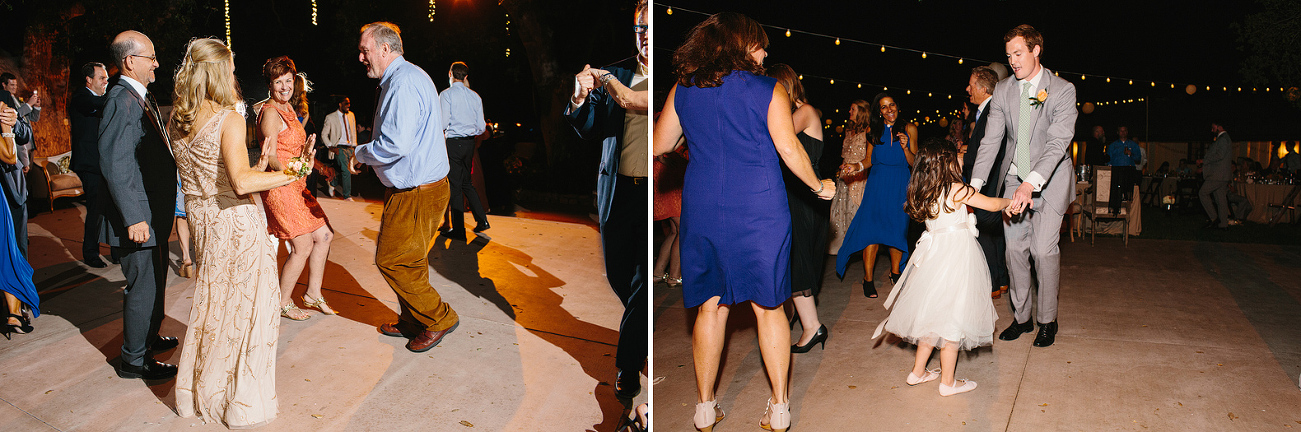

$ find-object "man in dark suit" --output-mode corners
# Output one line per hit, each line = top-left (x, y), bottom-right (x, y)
(0, 86), (33, 258)
(98, 31), (178, 380)
(0, 93), (32, 258)
(71, 62), (111, 267)
(1084, 126), (1109, 168)
(962, 65), (1010, 299)
(1200, 122), (1233, 229)
(562, 0), (649, 402)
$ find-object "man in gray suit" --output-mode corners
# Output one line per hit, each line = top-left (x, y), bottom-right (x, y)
(1200, 122), (1232, 229)
(98, 31), (178, 380)
(969, 24), (1078, 348)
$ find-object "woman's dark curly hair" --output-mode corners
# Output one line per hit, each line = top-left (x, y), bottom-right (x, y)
(905, 138), (974, 222)
(673, 12), (769, 88)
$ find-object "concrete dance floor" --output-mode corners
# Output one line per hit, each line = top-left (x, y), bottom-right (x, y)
(0, 197), (640, 431)
(653, 235), (1301, 431)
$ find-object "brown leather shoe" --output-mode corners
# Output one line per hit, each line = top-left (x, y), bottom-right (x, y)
(406, 321), (459, 353)
(379, 321), (419, 338)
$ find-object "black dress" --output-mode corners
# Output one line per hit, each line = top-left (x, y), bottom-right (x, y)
(785, 131), (831, 297)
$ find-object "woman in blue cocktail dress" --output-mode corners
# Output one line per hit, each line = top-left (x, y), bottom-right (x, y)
(0, 105), (38, 338)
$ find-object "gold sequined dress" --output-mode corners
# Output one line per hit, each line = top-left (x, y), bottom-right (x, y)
(172, 109), (281, 428)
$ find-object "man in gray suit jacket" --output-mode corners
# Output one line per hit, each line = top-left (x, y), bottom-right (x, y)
(0, 97), (32, 257)
(98, 31), (178, 380)
(969, 25), (1078, 348)
(1200, 122), (1233, 229)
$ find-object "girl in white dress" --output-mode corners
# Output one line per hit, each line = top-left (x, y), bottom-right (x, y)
(873, 140), (1010, 396)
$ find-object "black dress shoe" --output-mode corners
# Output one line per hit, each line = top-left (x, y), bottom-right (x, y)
(791, 324), (828, 353)
(83, 256), (107, 268)
(149, 336), (179, 353)
(615, 369), (642, 400)
(441, 228), (467, 241)
(116, 358), (178, 380)
(998, 320), (1035, 341)
(1033, 321), (1058, 347)
(473, 221), (490, 233)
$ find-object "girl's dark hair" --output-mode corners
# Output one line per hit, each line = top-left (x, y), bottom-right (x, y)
(906, 138), (973, 221)
(869, 92), (897, 146)
(673, 12), (769, 88)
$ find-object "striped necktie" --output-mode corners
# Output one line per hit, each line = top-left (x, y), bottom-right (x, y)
(1016, 81), (1033, 179)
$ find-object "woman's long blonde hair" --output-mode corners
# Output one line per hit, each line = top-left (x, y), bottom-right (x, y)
(170, 38), (242, 137)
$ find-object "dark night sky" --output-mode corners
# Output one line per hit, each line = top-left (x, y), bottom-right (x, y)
(653, 0), (1301, 143)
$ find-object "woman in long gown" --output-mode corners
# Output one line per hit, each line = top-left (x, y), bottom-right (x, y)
(654, 13), (834, 432)
(168, 38), (303, 429)
(257, 56), (333, 320)
(836, 93), (918, 297)
(0, 103), (36, 338)
(766, 64), (831, 353)
(827, 99), (869, 254)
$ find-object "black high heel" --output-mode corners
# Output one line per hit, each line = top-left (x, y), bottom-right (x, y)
(858, 278), (878, 298)
(889, 272), (902, 284)
(9, 313), (31, 334)
(791, 324), (828, 353)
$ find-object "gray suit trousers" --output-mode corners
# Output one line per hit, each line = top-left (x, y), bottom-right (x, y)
(1003, 174), (1063, 324)
(113, 244), (168, 367)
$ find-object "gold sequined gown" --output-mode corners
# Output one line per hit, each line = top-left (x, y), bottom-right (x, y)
(172, 109), (281, 428)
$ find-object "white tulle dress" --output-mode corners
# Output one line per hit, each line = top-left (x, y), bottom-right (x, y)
(873, 200), (998, 351)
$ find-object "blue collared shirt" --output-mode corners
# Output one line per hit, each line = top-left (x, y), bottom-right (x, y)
(440, 81), (485, 139)
(355, 56), (449, 188)
(1108, 139), (1142, 167)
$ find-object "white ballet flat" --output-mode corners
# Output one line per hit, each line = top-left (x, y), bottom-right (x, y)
(906, 368), (941, 386)
(939, 379), (978, 396)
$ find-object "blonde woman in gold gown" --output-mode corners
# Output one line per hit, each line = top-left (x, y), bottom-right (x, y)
(168, 37), (305, 429)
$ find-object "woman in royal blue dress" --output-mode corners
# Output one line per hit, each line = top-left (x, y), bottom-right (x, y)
(654, 12), (834, 432)
(0, 102), (37, 338)
(836, 93), (918, 297)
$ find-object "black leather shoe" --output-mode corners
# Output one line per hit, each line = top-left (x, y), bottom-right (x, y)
(998, 320), (1035, 341)
(1033, 321), (1058, 347)
(116, 358), (178, 380)
(615, 369), (642, 400)
(473, 221), (490, 233)
(84, 256), (107, 268)
(149, 336), (179, 353)
(441, 228), (467, 241)
(791, 324), (828, 353)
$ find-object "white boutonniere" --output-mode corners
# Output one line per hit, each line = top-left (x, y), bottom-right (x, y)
(1029, 89), (1048, 109)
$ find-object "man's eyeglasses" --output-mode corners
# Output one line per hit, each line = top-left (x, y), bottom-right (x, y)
(127, 54), (157, 62)
(634, 25), (648, 34)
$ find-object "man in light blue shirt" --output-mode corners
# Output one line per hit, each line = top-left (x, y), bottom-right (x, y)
(1107, 125), (1142, 214)
(439, 61), (488, 239)
(348, 21), (459, 353)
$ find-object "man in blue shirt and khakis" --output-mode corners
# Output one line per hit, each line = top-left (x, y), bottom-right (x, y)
(439, 61), (488, 240)
(348, 21), (460, 352)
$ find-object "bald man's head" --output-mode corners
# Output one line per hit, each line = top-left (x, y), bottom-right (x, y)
(110, 30), (158, 85)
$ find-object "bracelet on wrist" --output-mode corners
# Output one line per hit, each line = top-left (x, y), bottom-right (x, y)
(811, 180), (824, 194)
(0, 133), (13, 138)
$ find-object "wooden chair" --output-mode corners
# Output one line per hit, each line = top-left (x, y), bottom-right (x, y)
(1265, 184), (1300, 226)
(27, 152), (84, 213)
(1081, 166), (1128, 246)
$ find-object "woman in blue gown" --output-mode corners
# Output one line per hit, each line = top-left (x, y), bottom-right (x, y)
(836, 93), (918, 297)
(653, 13), (834, 432)
(0, 103), (38, 338)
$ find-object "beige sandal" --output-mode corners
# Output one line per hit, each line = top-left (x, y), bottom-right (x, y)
(302, 294), (336, 315)
(280, 304), (310, 321)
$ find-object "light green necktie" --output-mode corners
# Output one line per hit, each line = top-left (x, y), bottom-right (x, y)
(1016, 81), (1033, 179)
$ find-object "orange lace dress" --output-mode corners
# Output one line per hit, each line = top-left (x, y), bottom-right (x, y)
(260, 103), (328, 239)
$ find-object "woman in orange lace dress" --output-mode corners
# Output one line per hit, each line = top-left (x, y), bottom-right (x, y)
(258, 56), (333, 320)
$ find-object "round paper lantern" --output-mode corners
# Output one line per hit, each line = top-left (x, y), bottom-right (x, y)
(1081, 102), (1095, 114)
(1287, 87), (1301, 102)
(1185, 84), (1197, 95)
(938, 118), (949, 127)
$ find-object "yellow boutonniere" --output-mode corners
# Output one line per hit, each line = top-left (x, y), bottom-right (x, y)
(1029, 89), (1048, 108)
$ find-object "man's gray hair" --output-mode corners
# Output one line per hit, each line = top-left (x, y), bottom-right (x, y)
(109, 37), (141, 69)
(362, 22), (404, 55)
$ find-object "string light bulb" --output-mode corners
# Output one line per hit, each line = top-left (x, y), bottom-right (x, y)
(921, 52), (927, 59)
(1128, 79), (1133, 85)
(786, 29), (791, 37)
(798, 75), (803, 80)
(906, 89), (911, 95)
(666, 7), (672, 14)
(224, 0), (232, 48)
(1106, 77), (1111, 83)
(830, 79), (835, 84)
(429, 0), (435, 21)
(857, 83), (861, 88)
(958, 58), (963, 64)
(835, 38), (840, 45)
(311, 0), (317, 25)
(1081, 75), (1086, 80)
(881, 45), (885, 52)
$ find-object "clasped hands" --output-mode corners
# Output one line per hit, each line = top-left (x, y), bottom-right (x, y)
(571, 64), (613, 105)
(1004, 182), (1035, 216)
(813, 179), (835, 200)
